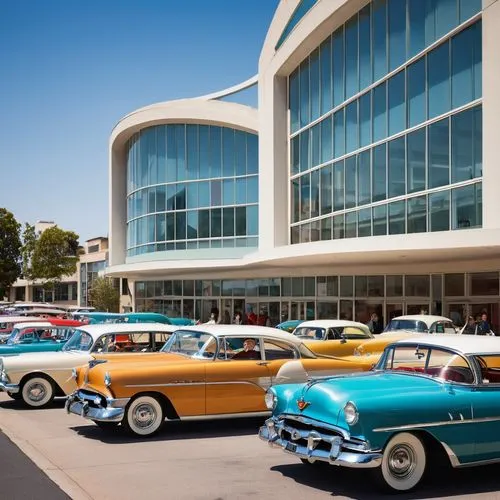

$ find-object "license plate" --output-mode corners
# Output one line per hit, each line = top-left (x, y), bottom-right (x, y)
(285, 442), (297, 452)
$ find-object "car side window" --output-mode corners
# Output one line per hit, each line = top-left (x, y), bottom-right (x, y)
(263, 339), (298, 360)
(473, 355), (500, 384)
(326, 328), (336, 340)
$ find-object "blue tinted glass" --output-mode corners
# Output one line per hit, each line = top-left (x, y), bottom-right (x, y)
(247, 134), (258, 175)
(300, 174), (311, 220)
(175, 212), (186, 240)
(291, 135), (300, 175)
(320, 117), (333, 163)
(156, 185), (166, 212)
(320, 164), (332, 215)
(345, 156), (357, 209)
(473, 21), (482, 100)
(459, 0), (481, 22)
(345, 18), (359, 99)
(198, 182), (210, 207)
(373, 143), (387, 202)
(357, 150), (371, 205)
(429, 191), (450, 231)
(310, 49), (320, 121)
(187, 211), (198, 239)
(198, 211), (209, 238)
(332, 27), (345, 106)
(311, 123), (320, 167)
(473, 106), (482, 177)
(320, 37), (332, 114)
(186, 125), (198, 180)
(222, 128), (235, 177)
(359, 93), (371, 147)
(211, 180), (222, 207)
(211, 209), (221, 238)
(166, 213), (175, 240)
(247, 176), (258, 203)
(290, 70), (300, 133)
(373, 204), (387, 235)
(407, 128), (426, 193)
(428, 118), (450, 188)
(311, 169), (320, 218)
(436, 0), (457, 39)
(407, 59), (426, 127)
(345, 211), (357, 238)
(300, 61), (310, 127)
(428, 42), (450, 119)
(275, 0), (319, 49)
(407, 196), (427, 233)
(408, 0), (426, 58)
(345, 101), (358, 154)
(156, 214), (166, 241)
(247, 206), (258, 235)
(334, 109), (345, 158)
(452, 24), (474, 108)
(166, 125), (177, 183)
(372, 0), (388, 81)
(388, 137), (406, 198)
(175, 125), (186, 181)
(292, 179), (300, 223)
(166, 185), (175, 210)
(199, 126), (210, 179)
(388, 71), (406, 136)
(359, 5), (372, 90)
(389, 200), (406, 234)
(373, 82), (387, 142)
(300, 131), (310, 172)
(425, 0), (436, 46)
(210, 127), (222, 177)
(175, 184), (186, 210)
(157, 126), (166, 183)
(388, 0), (406, 71)
(186, 182), (198, 209)
(223, 207), (235, 237)
(358, 208), (372, 237)
(234, 130), (247, 176)
(223, 179), (234, 205)
(235, 178), (246, 205)
(333, 161), (344, 211)
(452, 184), (480, 229)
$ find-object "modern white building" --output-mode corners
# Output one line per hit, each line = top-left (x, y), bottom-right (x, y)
(106, 0), (500, 331)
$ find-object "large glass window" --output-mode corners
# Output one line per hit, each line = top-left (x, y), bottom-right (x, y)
(429, 191), (450, 232)
(388, 0), (406, 71)
(357, 151), (371, 206)
(407, 128), (426, 194)
(407, 59), (426, 128)
(428, 119), (450, 189)
(428, 43), (450, 119)
(388, 137), (405, 198)
(388, 71), (406, 136)
(372, 144), (387, 202)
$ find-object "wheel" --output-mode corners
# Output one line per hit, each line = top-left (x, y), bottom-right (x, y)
(93, 420), (120, 431)
(122, 395), (164, 437)
(7, 392), (22, 400)
(373, 432), (427, 492)
(21, 376), (55, 408)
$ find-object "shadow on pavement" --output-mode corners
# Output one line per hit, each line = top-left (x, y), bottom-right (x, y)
(0, 398), (67, 411)
(270, 460), (500, 499)
(70, 416), (265, 444)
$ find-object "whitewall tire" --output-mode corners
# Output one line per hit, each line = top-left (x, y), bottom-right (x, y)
(123, 396), (164, 437)
(376, 432), (427, 492)
(21, 376), (55, 408)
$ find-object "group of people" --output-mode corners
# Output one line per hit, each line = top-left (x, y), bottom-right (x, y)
(462, 313), (494, 335)
(205, 305), (271, 327)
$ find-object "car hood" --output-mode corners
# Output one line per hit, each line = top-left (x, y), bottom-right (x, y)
(276, 371), (449, 428)
(2, 350), (87, 370)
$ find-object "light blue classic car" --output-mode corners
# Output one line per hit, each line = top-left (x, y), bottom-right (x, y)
(260, 335), (500, 492)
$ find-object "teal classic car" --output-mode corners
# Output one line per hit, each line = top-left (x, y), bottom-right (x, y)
(276, 319), (304, 333)
(0, 321), (78, 355)
(260, 335), (500, 492)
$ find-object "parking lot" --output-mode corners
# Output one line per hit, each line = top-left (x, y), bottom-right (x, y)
(0, 394), (499, 500)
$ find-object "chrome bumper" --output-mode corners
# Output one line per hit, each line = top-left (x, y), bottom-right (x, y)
(65, 390), (128, 423)
(0, 381), (19, 393)
(259, 417), (382, 468)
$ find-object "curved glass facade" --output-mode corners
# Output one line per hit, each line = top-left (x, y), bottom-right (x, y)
(288, 0), (483, 244)
(275, 0), (319, 50)
(126, 124), (258, 256)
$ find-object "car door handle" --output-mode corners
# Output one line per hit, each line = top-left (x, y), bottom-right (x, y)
(257, 361), (269, 366)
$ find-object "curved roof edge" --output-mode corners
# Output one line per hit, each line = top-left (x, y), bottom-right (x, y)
(195, 74), (258, 100)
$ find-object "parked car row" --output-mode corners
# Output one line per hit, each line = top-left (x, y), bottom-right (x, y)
(0, 314), (498, 493)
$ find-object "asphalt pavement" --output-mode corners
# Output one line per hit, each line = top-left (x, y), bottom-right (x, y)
(0, 429), (69, 500)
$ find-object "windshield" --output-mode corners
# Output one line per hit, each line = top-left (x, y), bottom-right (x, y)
(62, 330), (93, 351)
(384, 319), (427, 333)
(293, 327), (325, 340)
(161, 330), (216, 358)
(377, 345), (474, 383)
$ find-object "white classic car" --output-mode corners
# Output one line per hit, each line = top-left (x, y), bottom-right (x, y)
(0, 323), (178, 408)
(382, 315), (459, 335)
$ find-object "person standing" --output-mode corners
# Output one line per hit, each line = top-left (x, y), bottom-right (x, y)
(477, 313), (493, 335)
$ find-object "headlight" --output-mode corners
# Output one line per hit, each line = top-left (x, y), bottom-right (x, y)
(344, 401), (359, 425)
(265, 389), (277, 410)
(104, 372), (111, 387)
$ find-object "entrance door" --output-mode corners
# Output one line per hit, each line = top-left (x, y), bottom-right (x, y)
(201, 299), (219, 324)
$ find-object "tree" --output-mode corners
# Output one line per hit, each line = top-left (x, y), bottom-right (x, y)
(21, 223), (37, 282)
(0, 208), (22, 299)
(88, 277), (120, 312)
(31, 226), (79, 288)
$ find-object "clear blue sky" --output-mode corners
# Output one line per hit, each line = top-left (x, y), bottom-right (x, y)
(0, 0), (278, 243)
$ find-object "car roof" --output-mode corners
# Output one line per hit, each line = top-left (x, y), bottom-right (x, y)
(11, 322), (52, 329)
(176, 324), (301, 344)
(0, 316), (42, 322)
(297, 320), (370, 330)
(391, 315), (453, 325)
(393, 334), (500, 355)
(76, 322), (179, 339)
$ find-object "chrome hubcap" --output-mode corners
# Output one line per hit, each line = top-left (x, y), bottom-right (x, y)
(28, 383), (46, 402)
(133, 403), (156, 428)
(388, 444), (416, 479)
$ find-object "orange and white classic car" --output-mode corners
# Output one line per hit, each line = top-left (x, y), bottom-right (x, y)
(66, 324), (376, 437)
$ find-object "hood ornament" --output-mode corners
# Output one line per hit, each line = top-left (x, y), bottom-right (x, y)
(297, 397), (310, 411)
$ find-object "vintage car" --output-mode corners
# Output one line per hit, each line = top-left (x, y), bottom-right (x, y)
(382, 315), (459, 335)
(0, 315), (47, 342)
(276, 320), (304, 333)
(66, 325), (377, 437)
(260, 335), (500, 492)
(0, 323), (177, 408)
(292, 320), (373, 356)
(0, 319), (82, 354)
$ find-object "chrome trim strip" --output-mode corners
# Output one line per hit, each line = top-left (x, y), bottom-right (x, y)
(180, 411), (270, 421)
(279, 414), (351, 439)
(124, 380), (268, 389)
(374, 415), (500, 432)
(0, 381), (19, 393)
